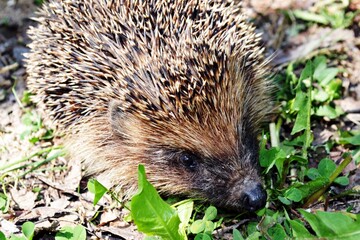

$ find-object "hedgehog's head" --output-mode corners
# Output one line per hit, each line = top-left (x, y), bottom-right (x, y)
(109, 51), (269, 211)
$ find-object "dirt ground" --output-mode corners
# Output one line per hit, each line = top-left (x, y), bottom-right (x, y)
(1, 0), (360, 239)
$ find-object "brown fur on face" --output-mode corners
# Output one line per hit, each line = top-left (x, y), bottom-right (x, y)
(27, 0), (271, 211)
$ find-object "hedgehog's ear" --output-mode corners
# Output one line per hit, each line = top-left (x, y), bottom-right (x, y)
(109, 101), (128, 138)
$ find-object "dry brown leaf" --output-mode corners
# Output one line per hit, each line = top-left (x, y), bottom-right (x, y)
(15, 207), (72, 223)
(335, 98), (360, 113)
(345, 113), (360, 125)
(9, 187), (37, 211)
(0, 219), (19, 235)
(273, 27), (355, 65)
(50, 196), (70, 209)
(100, 225), (144, 240)
(99, 209), (120, 226)
(62, 159), (82, 191)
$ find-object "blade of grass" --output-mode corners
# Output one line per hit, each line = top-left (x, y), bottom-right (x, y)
(0, 146), (63, 172)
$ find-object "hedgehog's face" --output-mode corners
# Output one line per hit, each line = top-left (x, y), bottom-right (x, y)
(152, 147), (267, 212)
(110, 104), (267, 212)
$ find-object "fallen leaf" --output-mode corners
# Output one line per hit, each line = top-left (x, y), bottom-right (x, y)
(9, 187), (37, 211)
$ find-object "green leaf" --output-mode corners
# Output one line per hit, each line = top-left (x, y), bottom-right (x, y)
(131, 165), (183, 239)
(204, 206), (217, 221)
(313, 88), (329, 102)
(288, 219), (314, 238)
(0, 196), (6, 211)
(299, 209), (334, 237)
(22, 222), (35, 240)
(204, 221), (215, 234)
(315, 68), (338, 86)
(87, 179), (107, 206)
(316, 105), (343, 119)
(278, 196), (292, 205)
(247, 232), (262, 240)
(260, 147), (287, 174)
(194, 233), (212, 240)
(339, 135), (360, 145)
(306, 168), (321, 180)
(267, 224), (287, 240)
(291, 95), (310, 134)
(190, 220), (205, 234)
(177, 200), (194, 236)
(291, 91), (307, 112)
(318, 158), (336, 178)
(334, 176), (349, 186)
(233, 229), (244, 240)
(293, 10), (329, 24)
(0, 231), (6, 240)
(297, 177), (329, 199)
(291, 61), (313, 135)
(300, 210), (360, 239)
(9, 235), (27, 240)
(55, 225), (86, 240)
(285, 188), (303, 202)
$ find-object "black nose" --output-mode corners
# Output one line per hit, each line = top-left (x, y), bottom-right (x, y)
(241, 184), (267, 212)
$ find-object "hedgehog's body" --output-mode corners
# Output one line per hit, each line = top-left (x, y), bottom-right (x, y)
(27, 0), (270, 211)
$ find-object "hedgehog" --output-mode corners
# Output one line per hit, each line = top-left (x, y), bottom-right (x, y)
(26, 0), (271, 212)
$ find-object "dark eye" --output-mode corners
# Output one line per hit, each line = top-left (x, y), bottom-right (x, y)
(179, 153), (198, 171)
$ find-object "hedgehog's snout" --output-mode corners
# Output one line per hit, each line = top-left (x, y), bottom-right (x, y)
(239, 183), (267, 212)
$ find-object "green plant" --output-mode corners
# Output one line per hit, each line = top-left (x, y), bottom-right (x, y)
(55, 225), (86, 240)
(189, 206), (222, 239)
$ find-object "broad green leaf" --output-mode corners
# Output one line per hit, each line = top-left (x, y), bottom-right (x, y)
(285, 188), (303, 202)
(334, 176), (349, 186)
(194, 233), (211, 240)
(260, 147), (287, 174)
(318, 158), (336, 178)
(22, 222), (35, 240)
(267, 224), (287, 240)
(299, 59), (314, 82)
(72, 225), (86, 240)
(288, 219), (314, 238)
(297, 177), (329, 199)
(204, 221), (215, 234)
(300, 210), (360, 239)
(190, 220), (206, 234)
(204, 206), (217, 221)
(306, 168), (320, 180)
(339, 134), (360, 145)
(299, 209), (335, 236)
(131, 165), (183, 240)
(55, 225), (86, 240)
(0, 196), (6, 210)
(315, 68), (338, 86)
(144, 237), (159, 240)
(247, 232), (262, 240)
(233, 229), (244, 240)
(87, 179), (107, 206)
(278, 196), (292, 205)
(9, 235), (27, 240)
(316, 211), (354, 235)
(316, 105), (343, 119)
(177, 200), (194, 236)
(313, 88), (329, 102)
(0, 232), (6, 240)
(291, 91), (306, 112)
(325, 79), (342, 100)
(291, 59), (313, 135)
(291, 95), (310, 134)
(313, 56), (327, 73)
